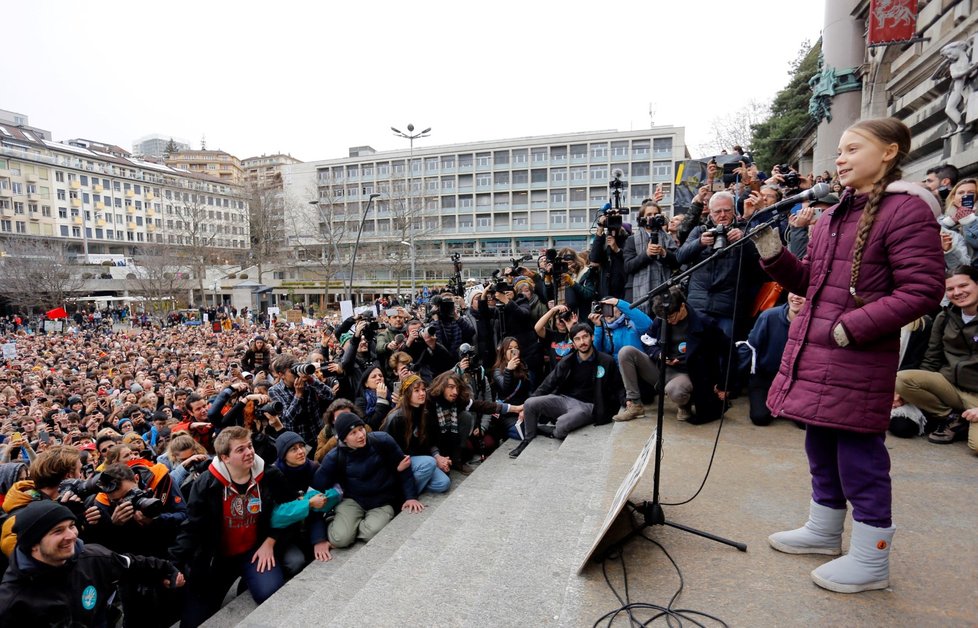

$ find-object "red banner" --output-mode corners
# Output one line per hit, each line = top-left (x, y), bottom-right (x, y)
(45, 306), (68, 320)
(868, 0), (918, 45)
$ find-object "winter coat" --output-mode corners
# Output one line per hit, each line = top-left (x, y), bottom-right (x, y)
(310, 432), (417, 512)
(761, 184), (945, 433)
(169, 456), (292, 570)
(531, 350), (623, 424)
(0, 541), (176, 628)
(919, 306), (978, 392)
(589, 232), (629, 299)
(622, 227), (679, 310)
(592, 300), (654, 364)
(645, 306), (732, 422)
(677, 222), (762, 323)
(744, 303), (793, 377)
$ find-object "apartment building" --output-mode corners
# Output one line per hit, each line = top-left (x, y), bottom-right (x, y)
(242, 153), (302, 189)
(283, 127), (687, 301)
(0, 124), (250, 259)
(166, 149), (244, 186)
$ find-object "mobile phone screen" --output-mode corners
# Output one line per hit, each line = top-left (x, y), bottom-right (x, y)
(963, 193), (975, 210)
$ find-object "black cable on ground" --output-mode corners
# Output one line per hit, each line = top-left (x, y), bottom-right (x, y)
(593, 514), (729, 628)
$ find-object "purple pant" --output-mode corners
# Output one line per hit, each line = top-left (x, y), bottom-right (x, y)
(804, 425), (892, 528)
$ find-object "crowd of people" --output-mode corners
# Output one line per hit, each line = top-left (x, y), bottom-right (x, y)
(0, 119), (974, 624)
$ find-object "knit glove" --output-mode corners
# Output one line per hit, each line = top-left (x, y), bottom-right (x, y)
(832, 323), (850, 347)
(750, 227), (783, 260)
(561, 273), (575, 286)
(954, 205), (976, 224)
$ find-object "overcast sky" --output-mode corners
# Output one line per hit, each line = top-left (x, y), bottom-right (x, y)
(4, 0), (825, 162)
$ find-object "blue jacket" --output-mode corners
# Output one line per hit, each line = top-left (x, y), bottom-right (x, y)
(745, 303), (792, 377)
(593, 300), (653, 363)
(310, 432), (417, 512)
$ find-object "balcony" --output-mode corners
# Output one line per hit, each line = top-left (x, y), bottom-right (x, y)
(125, 190), (134, 199)
(70, 180), (81, 190)
(25, 173), (37, 183)
(126, 206), (136, 214)
(93, 184), (103, 193)
(146, 208), (155, 217)
(147, 224), (156, 232)
(127, 222), (137, 230)
(0, 188), (12, 197)
(71, 198), (81, 208)
(96, 219), (106, 227)
(72, 216), (82, 225)
(95, 201), (104, 210)
(145, 192), (154, 201)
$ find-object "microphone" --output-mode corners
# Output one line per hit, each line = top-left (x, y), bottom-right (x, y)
(752, 183), (831, 219)
(612, 168), (624, 178)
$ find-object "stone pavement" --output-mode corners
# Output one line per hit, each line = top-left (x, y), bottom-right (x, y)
(219, 398), (977, 627)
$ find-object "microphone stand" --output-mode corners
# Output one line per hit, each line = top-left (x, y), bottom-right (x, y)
(606, 212), (785, 556)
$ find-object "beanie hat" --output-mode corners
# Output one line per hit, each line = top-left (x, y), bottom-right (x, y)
(275, 431), (306, 460)
(334, 412), (365, 443)
(130, 383), (143, 393)
(464, 286), (484, 306)
(512, 277), (533, 295)
(14, 501), (76, 550)
(339, 332), (354, 347)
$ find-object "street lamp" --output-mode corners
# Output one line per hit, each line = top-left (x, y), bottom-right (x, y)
(349, 193), (381, 306)
(391, 123), (430, 302)
(400, 239), (416, 298)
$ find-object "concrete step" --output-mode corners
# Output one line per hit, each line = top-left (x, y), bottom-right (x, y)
(316, 422), (622, 627)
(237, 436), (558, 627)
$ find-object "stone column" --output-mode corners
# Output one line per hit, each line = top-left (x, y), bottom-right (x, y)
(813, 1), (865, 177)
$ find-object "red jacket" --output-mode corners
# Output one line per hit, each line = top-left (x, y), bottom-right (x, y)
(761, 184), (944, 433)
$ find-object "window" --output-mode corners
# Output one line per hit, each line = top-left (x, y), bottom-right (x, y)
(13, 202), (24, 214)
(476, 153), (491, 168)
(590, 165), (608, 181)
(512, 212), (528, 228)
(58, 207), (67, 218)
(55, 171), (65, 182)
(0, 220), (9, 232)
(42, 205), (51, 217)
(493, 151), (509, 166)
(632, 162), (650, 177)
(653, 137), (673, 157)
(72, 226), (81, 237)
(531, 169), (547, 184)
(590, 143), (608, 159)
(632, 140), (650, 157)
(531, 147), (548, 163)
(652, 161), (671, 179)
(476, 174), (491, 187)
(612, 141), (629, 157)
(57, 189), (66, 201)
(80, 175), (88, 186)
(60, 225), (68, 236)
(551, 168), (567, 184)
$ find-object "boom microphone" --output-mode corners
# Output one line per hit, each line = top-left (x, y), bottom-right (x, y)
(752, 182), (832, 219)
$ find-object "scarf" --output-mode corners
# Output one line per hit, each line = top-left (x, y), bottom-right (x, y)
(434, 400), (459, 435)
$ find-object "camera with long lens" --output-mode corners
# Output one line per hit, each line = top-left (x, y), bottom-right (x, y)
(603, 169), (631, 234)
(638, 214), (667, 244)
(458, 343), (481, 372)
(707, 224), (729, 250)
(291, 363), (317, 376)
(544, 248), (567, 278)
(118, 487), (164, 518)
(557, 309), (574, 322)
(59, 477), (102, 500)
(258, 400), (283, 416)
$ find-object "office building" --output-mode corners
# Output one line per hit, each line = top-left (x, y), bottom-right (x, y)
(283, 127), (687, 303)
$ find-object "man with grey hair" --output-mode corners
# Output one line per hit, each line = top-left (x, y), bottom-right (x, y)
(676, 191), (762, 340)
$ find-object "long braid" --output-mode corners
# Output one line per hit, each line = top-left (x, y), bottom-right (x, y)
(849, 166), (903, 307)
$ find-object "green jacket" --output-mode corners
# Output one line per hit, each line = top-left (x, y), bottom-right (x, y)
(921, 307), (978, 392)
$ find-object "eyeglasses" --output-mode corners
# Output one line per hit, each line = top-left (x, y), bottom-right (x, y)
(710, 208), (735, 214)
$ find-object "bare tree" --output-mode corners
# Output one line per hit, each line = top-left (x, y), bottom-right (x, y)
(0, 238), (83, 313)
(285, 177), (351, 295)
(170, 191), (220, 305)
(380, 174), (439, 297)
(696, 99), (771, 156)
(129, 243), (190, 317)
(247, 180), (283, 284)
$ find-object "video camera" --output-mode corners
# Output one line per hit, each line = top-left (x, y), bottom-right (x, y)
(602, 169), (631, 234)
(258, 400), (283, 416)
(459, 343), (481, 372)
(117, 487), (164, 518)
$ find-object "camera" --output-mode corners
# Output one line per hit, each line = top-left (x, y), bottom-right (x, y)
(59, 476), (102, 500)
(639, 214), (667, 244)
(291, 363), (317, 376)
(707, 224), (729, 250)
(422, 325), (437, 338)
(258, 400), (283, 415)
(557, 309), (574, 322)
(459, 343), (480, 372)
(118, 487), (164, 518)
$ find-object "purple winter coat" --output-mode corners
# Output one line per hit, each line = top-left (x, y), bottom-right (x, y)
(761, 186), (944, 433)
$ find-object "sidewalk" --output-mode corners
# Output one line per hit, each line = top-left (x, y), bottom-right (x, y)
(577, 400), (978, 627)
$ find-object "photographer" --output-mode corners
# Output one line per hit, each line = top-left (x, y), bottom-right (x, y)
(404, 319), (456, 383)
(589, 297), (653, 364)
(479, 281), (542, 384)
(375, 308), (409, 378)
(268, 354), (334, 447)
(88, 461), (186, 559)
(589, 211), (630, 300)
(452, 343), (496, 459)
(427, 294), (476, 358)
(676, 191), (762, 340)
(209, 385), (284, 465)
(539, 248), (597, 321)
(534, 304), (579, 370)
(623, 199), (679, 315)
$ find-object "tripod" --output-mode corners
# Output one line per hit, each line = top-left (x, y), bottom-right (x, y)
(605, 211), (786, 556)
